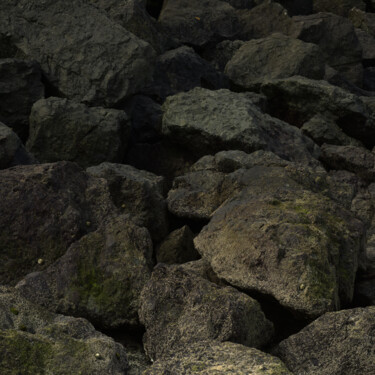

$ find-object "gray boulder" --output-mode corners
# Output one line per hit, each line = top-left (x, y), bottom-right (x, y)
(0, 286), (129, 374)
(355, 28), (375, 62)
(0, 58), (44, 141)
(86, 162), (168, 242)
(225, 33), (325, 90)
(0, 0), (155, 107)
(313, 0), (366, 17)
(139, 263), (274, 360)
(274, 307), (375, 375)
(26, 98), (130, 168)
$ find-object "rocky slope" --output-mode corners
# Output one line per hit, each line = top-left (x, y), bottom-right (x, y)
(1, 0), (375, 374)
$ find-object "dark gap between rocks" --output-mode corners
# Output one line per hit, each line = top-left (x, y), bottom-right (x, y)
(167, 211), (210, 235)
(41, 73), (63, 99)
(145, 0), (164, 20)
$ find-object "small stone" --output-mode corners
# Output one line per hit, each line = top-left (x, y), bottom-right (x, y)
(86, 221), (91, 227)
(121, 204), (126, 209)
(299, 284), (305, 290)
(37, 258), (44, 265)
(95, 353), (101, 359)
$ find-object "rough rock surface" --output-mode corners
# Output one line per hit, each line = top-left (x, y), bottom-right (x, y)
(26, 98), (130, 168)
(139, 263), (274, 360)
(313, 0), (366, 17)
(274, 307), (375, 375)
(0, 286), (129, 374)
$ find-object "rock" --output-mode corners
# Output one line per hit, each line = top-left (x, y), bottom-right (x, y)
(0, 0), (155, 107)
(194, 165), (365, 318)
(274, 307), (375, 375)
(144, 45), (228, 101)
(162, 87), (319, 164)
(86, 162), (168, 242)
(26, 98), (130, 168)
(0, 162), (116, 285)
(158, 0), (240, 46)
(355, 28), (375, 62)
(313, 0), (366, 17)
(16, 215), (153, 329)
(364, 67), (375, 91)
(139, 263), (274, 360)
(0, 286), (129, 374)
(260, 77), (375, 148)
(143, 341), (292, 374)
(0, 58), (44, 141)
(0, 122), (36, 169)
(156, 226), (200, 264)
(225, 33), (325, 90)
(349, 7), (375, 38)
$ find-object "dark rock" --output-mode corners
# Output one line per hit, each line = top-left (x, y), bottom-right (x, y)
(364, 67), (375, 91)
(0, 0), (155, 107)
(16, 215), (153, 329)
(313, 0), (366, 17)
(86, 162), (168, 242)
(26, 98), (130, 168)
(355, 28), (375, 62)
(0, 286), (129, 374)
(139, 263), (274, 360)
(349, 7), (375, 38)
(274, 307), (375, 375)
(0, 162), (116, 285)
(0, 58), (44, 141)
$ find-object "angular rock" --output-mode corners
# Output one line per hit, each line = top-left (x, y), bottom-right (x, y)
(162, 87), (319, 164)
(86, 162), (168, 242)
(156, 225), (200, 264)
(139, 263), (274, 360)
(0, 162), (116, 285)
(349, 7), (375, 38)
(26, 98), (130, 168)
(313, 0), (365, 17)
(194, 166), (365, 318)
(0, 286), (129, 374)
(0, 58), (44, 141)
(355, 28), (375, 62)
(16, 215), (153, 329)
(0, 0), (155, 107)
(225, 33), (325, 90)
(274, 307), (375, 375)
(143, 341), (292, 374)
(0, 122), (36, 170)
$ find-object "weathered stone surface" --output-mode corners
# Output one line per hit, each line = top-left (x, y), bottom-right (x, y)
(260, 77), (375, 148)
(162, 87), (319, 163)
(26, 98), (130, 168)
(274, 307), (375, 375)
(0, 0), (155, 107)
(156, 225), (200, 264)
(0, 286), (129, 374)
(86, 162), (168, 242)
(194, 166), (365, 318)
(0, 162), (116, 285)
(0, 122), (36, 170)
(355, 28), (375, 62)
(313, 0), (365, 17)
(158, 0), (240, 46)
(225, 33), (325, 90)
(16, 215), (153, 329)
(143, 341), (292, 374)
(0, 58), (44, 141)
(139, 263), (274, 360)
(349, 7), (375, 38)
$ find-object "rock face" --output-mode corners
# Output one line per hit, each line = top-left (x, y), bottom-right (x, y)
(274, 307), (375, 375)
(26, 98), (130, 168)
(139, 263), (274, 360)
(0, 0), (155, 107)
(0, 162), (115, 284)
(0, 286), (129, 374)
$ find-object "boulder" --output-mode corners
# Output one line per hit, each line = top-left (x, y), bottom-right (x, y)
(0, 58), (44, 141)
(0, 0), (155, 107)
(313, 0), (366, 17)
(0, 286), (129, 374)
(0, 162), (116, 285)
(26, 98), (130, 168)
(86, 162), (168, 242)
(16, 215), (153, 329)
(355, 28), (375, 62)
(139, 263), (274, 360)
(225, 33), (325, 90)
(274, 307), (375, 375)
(162, 87), (319, 164)
(349, 7), (375, 38)
(143, 341), (292, 374)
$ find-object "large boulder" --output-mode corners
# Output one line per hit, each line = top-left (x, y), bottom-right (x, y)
(313, 0), (366, 17)
(26, 98), (130, 168)
(16, 215), (153, 329)
(0, 0), (155, 107)
(0, 58), (44, 141)
(274, 307), (375, 375)
(139, 263), (274, 360)
(162, 87), (319, 164)
(0, 162), (116, 285)
(225, 33), (325, 90)
(0, 286), (129, 374)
